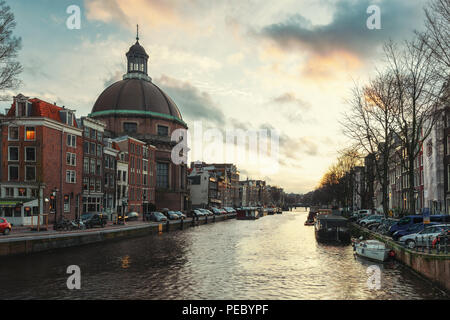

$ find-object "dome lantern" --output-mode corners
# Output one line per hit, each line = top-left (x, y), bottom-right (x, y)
(124, 25), (151, 82)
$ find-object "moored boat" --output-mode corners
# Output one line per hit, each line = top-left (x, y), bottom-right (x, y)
(314, 209), (350, 244)
(353, 239), (392, 262)
(236, 207), (260, 220)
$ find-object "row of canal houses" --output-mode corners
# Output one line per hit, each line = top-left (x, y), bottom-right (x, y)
(187, 161), (286, 209)
(351, 104), (450, 216)
(0, 94), (158, 226)
(0, 94), (287, 226)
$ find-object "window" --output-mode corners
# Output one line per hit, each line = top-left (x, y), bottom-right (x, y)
(25, 166), (36, 181)
(8, 147), (19, 161)
(96, 160), (101, 175)
(66, 170), (76, 183)
(67, 134), (76, 147)
(143, 160), (148, 172)
(84, 126), (89, 138)
(64, 195), (70, 212)
(68, 153), (76, 166)
(90, 159), (96, 175)
(84, 158), (89, 173)
(157, 125), (169, 137)
(25, 127), (36, 140)
(8, 165), (19, 181)
(5, 188), (13, 197)
(90, 143), (96, 156)
(18, 188), (27, 197)
(84, 142), (89, 154)
(83, 177), (88, 191)
(123, 122), (137, 133)
(156, 162), (169, 188)
(96, 179), (101, 192)
(97, 145), (102, 156)
(90, 129), (96, 140)
(8, 126), (19, 141)
(97, 132), (102, 141)
(90, 178), (95, 191)
(123, 171), (127, 182)
(25, 147), (36, 162)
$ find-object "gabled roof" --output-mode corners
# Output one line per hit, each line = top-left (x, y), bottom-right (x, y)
(7, 97), (78, 128)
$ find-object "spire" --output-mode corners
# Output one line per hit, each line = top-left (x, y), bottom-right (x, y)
(136, 24), (139, 41)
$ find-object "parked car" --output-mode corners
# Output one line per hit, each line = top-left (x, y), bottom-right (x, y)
(224, 207), (236, 214)
(211, 207), (223, 215)
(392, 222), (439, 241)
(167, 211), (180, 220)
(0, 217), (12, 235)
(81, 213), (107, 228)
(173, 211), (187, 219)
(389, 215), (425, 235)
(399, 224), (450, 248)
(197, 209), (212, 216)
(147, 212), (168, 222)
(126, 212), (139, 221)
(191, 209), (205, 218)
(359, 215), (384, 227)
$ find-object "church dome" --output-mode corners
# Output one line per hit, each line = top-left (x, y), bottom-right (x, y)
(90, 27), (185, 126)
(91, 78), (183, 122)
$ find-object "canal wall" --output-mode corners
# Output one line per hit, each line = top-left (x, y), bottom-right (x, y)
(0, 214), (236, 257)
(350, 223), (450, 293)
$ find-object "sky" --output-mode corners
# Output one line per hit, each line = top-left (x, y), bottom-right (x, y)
(2, 0), (430, 194)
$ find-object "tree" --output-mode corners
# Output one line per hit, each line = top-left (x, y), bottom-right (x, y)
(342, 71), (398, 216)
(0, 1), (22, 99)
(418, 0), (450, 79)
(385, 39), (445, 214)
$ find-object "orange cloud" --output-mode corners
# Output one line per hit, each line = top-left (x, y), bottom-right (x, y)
(85, 0), (190, 30)
(302, 50), (362, 81)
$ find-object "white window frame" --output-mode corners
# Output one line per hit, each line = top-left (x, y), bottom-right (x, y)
(8, 146), (19, 162)
(24, 126), (36, 141)
(8, 165), (19, 181)
(8, 126), (19, 141)
(25, 147), (36, 162)
(25, 166), (36, 182)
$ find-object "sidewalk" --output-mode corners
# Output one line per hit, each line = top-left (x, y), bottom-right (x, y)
(2, 220), (155, 240)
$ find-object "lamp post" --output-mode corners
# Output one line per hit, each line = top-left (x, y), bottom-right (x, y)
(51, 187), (59, 223)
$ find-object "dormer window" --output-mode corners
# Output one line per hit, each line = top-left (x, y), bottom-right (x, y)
(60, 110), (75, 126)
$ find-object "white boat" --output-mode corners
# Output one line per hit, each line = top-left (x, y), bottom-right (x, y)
(354, 240), (391, 262)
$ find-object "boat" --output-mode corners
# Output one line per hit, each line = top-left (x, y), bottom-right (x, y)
(276, 207), (282, 214)
(353, 239), (392, 262)
(304, 211), (317, 226)
(236, 207), (260, 220)
(314, 209), (350, 244)
(267, 208), (275, 215)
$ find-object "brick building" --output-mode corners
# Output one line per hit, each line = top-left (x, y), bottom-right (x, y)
(0, 94), (83, 225)
(89, 35), (188, 211)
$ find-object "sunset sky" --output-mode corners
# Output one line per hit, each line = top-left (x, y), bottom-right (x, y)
(3, 0), (429, 194)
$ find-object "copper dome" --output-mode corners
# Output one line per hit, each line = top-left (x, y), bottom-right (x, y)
(90, 78), (184, 123)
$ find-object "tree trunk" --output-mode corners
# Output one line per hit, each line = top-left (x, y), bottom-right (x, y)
(409, 156), (416, 214)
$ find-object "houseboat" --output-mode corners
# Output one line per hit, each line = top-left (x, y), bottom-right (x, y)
(304, 211), (317, 226)
(314, 210), (350, 244)
(236, 207), (260, 220)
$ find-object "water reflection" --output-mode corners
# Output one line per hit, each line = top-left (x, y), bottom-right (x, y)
(0, 209), (447, 300)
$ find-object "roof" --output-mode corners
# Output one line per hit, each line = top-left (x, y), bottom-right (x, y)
(90, 78), (185, 126)
(7, 98), (78, 128)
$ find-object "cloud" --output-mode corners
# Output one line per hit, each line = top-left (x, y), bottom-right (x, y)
(156, 74), (225, 125)
(258, 0), (426, 78)
(85, 0), (184, 29)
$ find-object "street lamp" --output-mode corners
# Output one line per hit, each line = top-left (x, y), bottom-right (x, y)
(51, 187), (59, 223)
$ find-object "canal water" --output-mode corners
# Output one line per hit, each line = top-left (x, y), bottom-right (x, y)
(0, 209), (448, 300)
